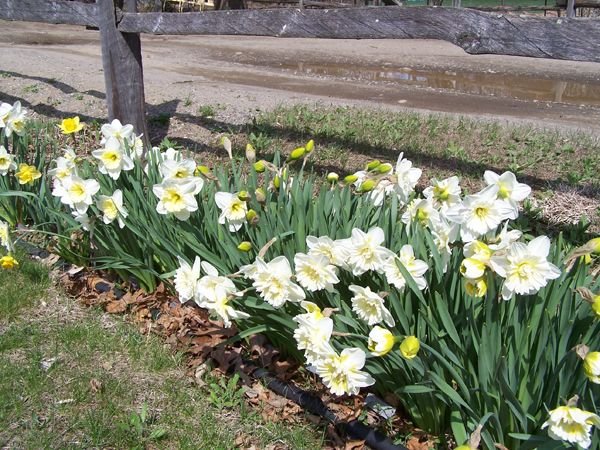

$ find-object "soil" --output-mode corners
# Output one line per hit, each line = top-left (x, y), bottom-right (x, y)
(1, 19), (600, 145)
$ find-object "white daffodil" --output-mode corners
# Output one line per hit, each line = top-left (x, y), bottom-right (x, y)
(423, 176), (461, 210)
(294, 252), (339, 292)
(461, 240), (493, 279)
(401, 198), (439, 230)
(484, 170), (531, 219)
(394, 153), (422, 205)
(159, 158), (204, 194)
(542, 405), (600, 449)
(0, 145), (16, 175)
(193, 261), (248, 328)
(293, 314), (335, 365)
(153, 179), (198, 221)
(159, 158), (196, 181)
(349, 285), (395, 327)
(100, 118), (134, 144)
(4, 101), (27, 137)
(195, 261), (238, 307)
(96, 189), (128, 228)
(53, 175), (100, 214)
(367, 179), (396, 207)
(72, 211), (91, 231)
(584, 352), (600, 384)
(487, 222), (522, 252)
(490, 236), (561, 300)
(383, 245), (428, 291)
(0, 220), (11, 251)
(251, 256), (305, 308)
(445, 185), (515, 242)
(48, 156), (75, 182)
(306, 235), (350, 269)
(92, 136), (134, 180)
(314, 347), (375, 396)
(128, 134), (145, 159)
(368, 326), (395, 357)
(294, 301), (325, 322)
(460, 257), (487, 280)
(0, 102), (11, 128)
(342, 227), (394, 276)
(174, 255), (202, 302)
(215, 192), (248, 232)
(430, 215), (460, 272)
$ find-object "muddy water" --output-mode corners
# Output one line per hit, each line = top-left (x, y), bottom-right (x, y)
(273, 61), (600, 107)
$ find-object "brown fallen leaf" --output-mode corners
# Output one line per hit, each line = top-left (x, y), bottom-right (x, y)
(105, 300), (127, 314)
(89, 378), (103, 394)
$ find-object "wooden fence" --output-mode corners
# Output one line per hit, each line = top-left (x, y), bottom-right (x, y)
(1, 0), (599, 144)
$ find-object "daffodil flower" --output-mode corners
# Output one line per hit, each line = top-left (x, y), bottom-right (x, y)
(314, 347), (375, 396)
(399, 336), (420, 359)
(490, 235), (561, 300)
(250, 256), (305, 308)
(583, 351), (600, 384)
(294, 252), (339, 292)
(394, 152), (422, 205)
(293, 313), (335, 364)
(542, 405), (600, 449)
(48, 156), (75, 182)
(483, 170), (531, 219)
(306, 235), (350, 269)
(96, 189), (128, 228)
(15, 163), (41, 185)
(383, 245), (428, 291)
(173, 256), (202, 302)
(53, 175), (100, 214)
(215, 191), (248, 232)
(153, 179), (199, 221)
(100, 118), (134, 144)
(368, 326), (395, 357)
(58, 116), (84, 134)
(423, 176), (461, 210)
(349, 285), (395, 327)
(4, 101), (27, 137)
(0, 221), (11, 252)
(0, 255), (18, 270)
(92, 137), (134, 180)
(0, 145), (16, 175)
(342, 227), (394, 276)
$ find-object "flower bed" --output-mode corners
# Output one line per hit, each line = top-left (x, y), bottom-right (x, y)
(1, 103), (600, 449)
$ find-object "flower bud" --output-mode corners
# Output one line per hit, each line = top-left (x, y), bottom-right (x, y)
(359, 179), (376, 193)
(366, 160), (381, 171)
(587, 237), (600, 254)
(455, 446), (472, 450)
(465, 277), (487, 298)
(237, 241), (252, 252)
(584, 351), (600, 384)
(246, 209), (259, 225)
(305, 139), (315, 153)
(289, 147), (306, 161)
(273, 175), (281, 189)
(399, 336), (420, 360)
(344, 174), (359, 184)
(245, 143), (256, 163)
(254, 188), (266, 203)
(368, 326), (394, 357)
(237, 190), (251, 202)
(327, 172), (339, 183)
(253, 160), (266, 173)
(196, 165), (211, 176)
(377, 163), (393, 174)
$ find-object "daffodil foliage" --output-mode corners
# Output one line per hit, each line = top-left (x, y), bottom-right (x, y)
(1, 108), (600, 449)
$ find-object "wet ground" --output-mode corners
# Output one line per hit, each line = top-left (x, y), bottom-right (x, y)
(1, 20), (600, 132)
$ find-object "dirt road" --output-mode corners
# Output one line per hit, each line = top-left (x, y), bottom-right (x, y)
(1, 19), (600, 140)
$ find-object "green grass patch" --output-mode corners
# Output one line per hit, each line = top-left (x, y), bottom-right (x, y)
(251, 104), (600, 190)
(0, 261), (326, 449)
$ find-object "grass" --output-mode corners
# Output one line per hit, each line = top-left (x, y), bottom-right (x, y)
(0, 260), (327, 449)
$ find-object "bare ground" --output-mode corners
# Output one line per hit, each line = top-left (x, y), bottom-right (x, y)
(1, 19), (600, 144)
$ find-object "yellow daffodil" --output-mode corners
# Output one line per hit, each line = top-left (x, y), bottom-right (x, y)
(0, 255), (18, 269)
(58, 116), (84, 134)
(465, 277), (488, 298)
(237, 241), (252, 252)
(15, 163), (41, 185)
(400, 336), (420, 360)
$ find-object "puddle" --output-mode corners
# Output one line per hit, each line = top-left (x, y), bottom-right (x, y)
(274, 61), (600, 107)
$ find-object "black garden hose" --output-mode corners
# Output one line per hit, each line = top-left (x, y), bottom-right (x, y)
(252, 367), (408, 450)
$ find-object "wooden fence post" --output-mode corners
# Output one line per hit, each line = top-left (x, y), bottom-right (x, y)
(98, 0), (150, 148)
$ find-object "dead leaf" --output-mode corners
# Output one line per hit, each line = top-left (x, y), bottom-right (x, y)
(344, 439), (365, 450)
(89, 378), (103, 394)
(40, 357), (58, 371)
(105, 300), (127, 314)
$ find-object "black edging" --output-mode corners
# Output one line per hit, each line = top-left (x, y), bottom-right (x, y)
(252, 367), (408, 450)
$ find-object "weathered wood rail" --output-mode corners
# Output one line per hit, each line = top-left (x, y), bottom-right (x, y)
(0, 0), (599, 142)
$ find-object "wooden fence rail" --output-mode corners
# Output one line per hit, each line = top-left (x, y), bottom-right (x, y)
(0, 0), (599, 143)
